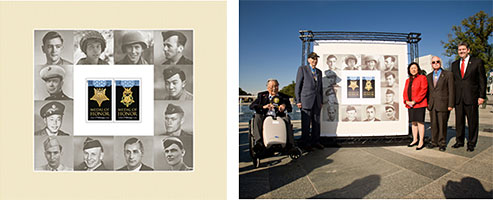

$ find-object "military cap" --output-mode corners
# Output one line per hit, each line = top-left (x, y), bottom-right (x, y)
(386, 89), (395, 95)
(161, 31), (187, 46)
(79, 30), (106, 54)
(307, 52), (320, 59)
(83, 137), (104, 152)
(345, 55), (358, 65)
(164, 103), (184, 115)
(121, 31), (147, 51)
(346, 105), (356, 112)
(162, 137), (184, 150)
(40, 101), (65, 118)
(162, 67), (186, 81)
(385, 105), (395, 111)
(43, 137), (62, 151)
(40, 65), (65, 81)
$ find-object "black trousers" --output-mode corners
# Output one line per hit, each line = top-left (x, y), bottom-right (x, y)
(301, 108), (321, 146)
(455, 101), (479, 147)
(252, 113), (294, 147)
(429, 109), (450, 147)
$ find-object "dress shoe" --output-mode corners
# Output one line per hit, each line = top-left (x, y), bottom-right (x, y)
(439, 146), (446, 151)
(313, 143), (325, 149)
(426, 143), (437, 149)
(451, 143), (464, 148)
(466, 146), (475, 152)
(416, 144), (425, 150)
(407, 142), (418, 147)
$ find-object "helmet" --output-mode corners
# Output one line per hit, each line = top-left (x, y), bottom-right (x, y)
(121, 31), (147, 52)
(79, 30), (106, 54)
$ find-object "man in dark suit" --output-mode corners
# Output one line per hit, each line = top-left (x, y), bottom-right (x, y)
(249, 79), (294, 151)
(117, 138), (153, 171)
(451, 42), (487, 152)
(295, 52), (324, 151)
(426, 56), (455, 151)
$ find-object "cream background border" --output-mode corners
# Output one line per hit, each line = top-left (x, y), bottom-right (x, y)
(0, 1), (226, 200)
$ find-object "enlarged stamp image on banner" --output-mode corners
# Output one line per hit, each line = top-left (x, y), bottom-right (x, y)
(115, 79), (141, 121)
(347, 76), (360, 98)
(87, 79), (112, 121)
(362, 76), (375, 98)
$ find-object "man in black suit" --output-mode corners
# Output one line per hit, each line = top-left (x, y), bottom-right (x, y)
(427, 56), (455, 151)
(117, 138), (153, 171)
(295, 52), (324, 151)
(249, 79), (294, 151)
(451, 42), (487, 152)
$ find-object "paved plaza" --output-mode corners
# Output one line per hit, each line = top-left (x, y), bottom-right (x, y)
(239, 102), (493, 199)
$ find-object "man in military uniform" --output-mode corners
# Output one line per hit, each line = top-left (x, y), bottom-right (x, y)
(162, 137), (192, 171)
(163, 67), (193, 100)
(35, 101), (70, 136)
(117, 137), (153, 171)
(161, 31), (192, 65)
(384, 55), (398, 71)
(77, 30), (109, 65)
(343, 55), (359, 70)
(116, 31), (149, 65)
(362, 55), (379, 70)
(342, 105), (360, 122)
(40, 65), (72, 100)
(385, 71), (397, 87)
(75, 137), (107, 171)
(41, 31), (72, 66)
(36, 137), (72, 171)
(384, 89), (399, 117)
(384, 105), (397, 121)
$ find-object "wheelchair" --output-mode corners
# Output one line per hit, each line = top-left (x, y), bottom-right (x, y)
(248, 108), (302, 168)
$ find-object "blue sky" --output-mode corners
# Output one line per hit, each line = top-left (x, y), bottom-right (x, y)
(239, 0), (492, 94)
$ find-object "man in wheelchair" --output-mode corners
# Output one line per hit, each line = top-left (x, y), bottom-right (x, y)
(249, 79), (295, 153)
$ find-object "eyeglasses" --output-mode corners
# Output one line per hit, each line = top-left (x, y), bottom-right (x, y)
(432, 61), (441, 64)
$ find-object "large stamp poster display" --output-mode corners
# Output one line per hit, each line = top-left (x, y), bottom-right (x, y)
(33, 29), (194, 171)
(314, 41), (408, 137)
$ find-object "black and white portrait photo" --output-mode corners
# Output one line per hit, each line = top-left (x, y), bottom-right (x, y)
(114, 136), (154, 171)
(73, 136), (114, 171)
(74, 30), (113, 65)
(154, 30), (193, 65)
(34, 136), (74, 171)
(114, 30), (153, 65)
(34, 101), (73, 136)
(34, 65), (73, 101)
(34, 30), (74, 66)
(154, 65), (193, 100)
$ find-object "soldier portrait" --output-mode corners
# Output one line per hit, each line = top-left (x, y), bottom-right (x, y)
(384, 105), (398, 121)
(155, 30), (193, 65)
(34, 30), (74, 66)
(363, 105), (381, 122)
(154, 137), (192, 171)
(115, 137), (154, 171)
(114, 30), (153, 65)
(35, 65), (73, 100)
(341, 105), (361, 122)
(75, 30), (113, 65)
(383, 55), (398, 71)
(154, 65), (194, 100)
(35, 136), (73, 171)
(34, 101), (72, 136)
(74, 137), (113, 171)
(342, 54), (360, 70)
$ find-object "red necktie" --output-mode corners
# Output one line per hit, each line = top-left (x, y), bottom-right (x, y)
(460, 59), (465, 78)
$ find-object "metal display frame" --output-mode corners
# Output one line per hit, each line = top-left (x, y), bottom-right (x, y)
(299, 30), (422, 146)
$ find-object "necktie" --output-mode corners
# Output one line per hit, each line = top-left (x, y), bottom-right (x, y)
(460, 59), (465, 78)
(311, 68), (317, 81)
(433, 75), (438, 87)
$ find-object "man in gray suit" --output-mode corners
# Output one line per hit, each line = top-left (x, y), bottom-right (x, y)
(295, 52), (324, 151)
(427, 56), (455, 151)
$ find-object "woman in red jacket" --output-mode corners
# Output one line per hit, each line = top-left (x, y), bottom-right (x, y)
(403, 62), (428, 150)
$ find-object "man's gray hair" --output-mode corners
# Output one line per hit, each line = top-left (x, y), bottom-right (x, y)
(266, 78), (279, 86)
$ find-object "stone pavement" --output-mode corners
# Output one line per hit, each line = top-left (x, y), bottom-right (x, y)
(239, 105), (493, 199)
